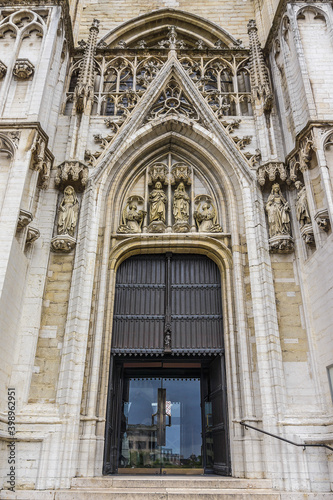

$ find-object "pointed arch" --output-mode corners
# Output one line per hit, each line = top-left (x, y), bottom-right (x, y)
(99, 8), (240, 49)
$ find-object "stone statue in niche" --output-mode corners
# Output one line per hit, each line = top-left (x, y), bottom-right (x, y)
(194, 195), (222, 232)
(265, 183), (291, 238)
(57, 185), (79, 237)
(295, 181), (311, 227)
(148, 181), (167, 232)
(149, 181), (167, 223)
(117, 196), (146, 234)
(173, 182), (190, 222)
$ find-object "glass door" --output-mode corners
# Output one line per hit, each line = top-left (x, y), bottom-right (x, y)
(118, 376), (203, 474)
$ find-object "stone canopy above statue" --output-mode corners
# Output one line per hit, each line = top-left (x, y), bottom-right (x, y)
(117, 154), (224, 235)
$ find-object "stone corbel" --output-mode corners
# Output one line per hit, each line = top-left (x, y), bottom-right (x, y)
(17, 209), (33, 229)
(314, 209), (330, 232)
(300, 224), (315, 246)
(55, 160), (89, 192)
(26, 227), (40, 244)
(13, 59), (34, 80)
(148, 163), (168, 185)
(257, 162), (288, 187)
(0, 60), (7, 79)
(268, 235), (294, 254)
(51, 234), (76, 253)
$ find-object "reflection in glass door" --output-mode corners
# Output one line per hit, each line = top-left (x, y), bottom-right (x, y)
(118, 377), (202, 473)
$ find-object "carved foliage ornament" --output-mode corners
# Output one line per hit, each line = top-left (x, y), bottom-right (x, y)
(13, 59), (34, 80)
(0, 60), (7, 79)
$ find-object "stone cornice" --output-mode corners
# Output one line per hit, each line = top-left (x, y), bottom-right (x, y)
(0, 0), (74, 51)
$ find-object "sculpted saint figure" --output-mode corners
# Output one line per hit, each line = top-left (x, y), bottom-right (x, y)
(194, 201), (222, 232)
(295, 181), (311, 227)
(57, 186), (79, 237)
(265, 183), (291, 237)
(149, 181), (167, 223)
(119, 201), (146, 233)
(173, 182), (190, 222)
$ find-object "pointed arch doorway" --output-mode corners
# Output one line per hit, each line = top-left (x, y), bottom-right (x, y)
(103, 253), (230, 476)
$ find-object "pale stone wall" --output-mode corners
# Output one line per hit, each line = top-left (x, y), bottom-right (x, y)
(77, 0), (255, 42)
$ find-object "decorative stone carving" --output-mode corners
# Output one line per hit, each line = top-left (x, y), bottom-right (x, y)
(117, 196), (146, 234)
(57, 186), (79, 237)
(300, 224), (315, 246)
(147, 78), (199, 122)
(244, 149), (261, 167)
(51, 235), (76, 253)
(268, 234), (294, 254)
(232, 135), (252, 150)
(26, 227), (40, 244)
(73, 19), (99, 114)
(0, 60), (7, 79)
(13, 59), (34, 80)
(194, 195), (222, 233)
(149, 182), (167, 226)
(31, 134), (52, 189)
(55, 161), (89, 192)
(295, 181), (311, 227)
(173, 182), (190, 232)
(171, 164), (192, 185)
(84, 149), (101, 167)
(247, 20), (273, 113)
(265, 183), (293, 253)
(314, 209), (330, 232)
(17, 209), (33, 229)
(288, 133), (314, 182)
(257, 162), (288, 187)
(148, 164), (168, 185)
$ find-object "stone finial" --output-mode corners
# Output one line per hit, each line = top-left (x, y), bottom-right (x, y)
(73, 19), (100, 114)
(247, 19), (273, 112)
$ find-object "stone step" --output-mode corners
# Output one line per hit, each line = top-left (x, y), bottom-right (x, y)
(71, 476), (273, 490)
(54, 488), (281, 500)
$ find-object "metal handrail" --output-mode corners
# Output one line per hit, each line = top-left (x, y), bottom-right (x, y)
(240, 421), (333, 452)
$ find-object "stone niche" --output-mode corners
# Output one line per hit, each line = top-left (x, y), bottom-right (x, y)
(116, 153), (224, 235)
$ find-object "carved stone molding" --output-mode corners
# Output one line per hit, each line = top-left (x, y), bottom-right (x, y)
(257, 162), (287, 186)
(300, 223), (315, 246)
(51, 234), (76, 253)
(26, 227), (40, 244)
(55, 161), (89, 192)
(13, 59), (34, 80)
(268, 235), (294, 253)
(314, 209), (330, 231)
(0, 60), (7, 79)
(17, 209), (33, 229)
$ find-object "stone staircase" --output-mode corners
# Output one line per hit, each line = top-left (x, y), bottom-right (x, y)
(2, 476), (333, 499)
(61, 476), (279, 499)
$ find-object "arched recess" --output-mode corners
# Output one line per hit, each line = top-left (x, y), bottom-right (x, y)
(76, 117), (260, 478)
(99, 8), (240, 49)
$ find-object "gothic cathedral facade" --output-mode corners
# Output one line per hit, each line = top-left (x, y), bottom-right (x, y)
(0, 0), (333, 498)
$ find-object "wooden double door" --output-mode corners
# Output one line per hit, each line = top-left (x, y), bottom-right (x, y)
(103, 254), (230, 475)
